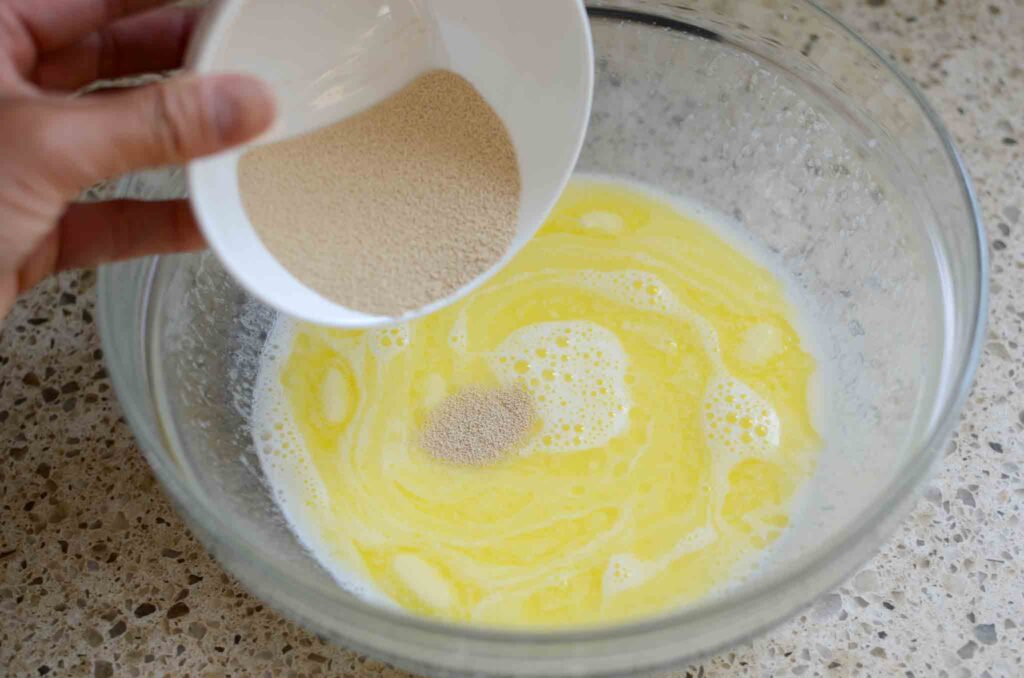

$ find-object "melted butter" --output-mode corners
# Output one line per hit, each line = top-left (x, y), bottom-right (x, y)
(256, 178), (822, 627)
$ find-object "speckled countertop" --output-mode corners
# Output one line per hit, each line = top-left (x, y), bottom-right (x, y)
(1, 0), (1021, 676)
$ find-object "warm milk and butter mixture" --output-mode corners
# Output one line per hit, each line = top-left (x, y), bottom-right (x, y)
(254, 178), (824, 627)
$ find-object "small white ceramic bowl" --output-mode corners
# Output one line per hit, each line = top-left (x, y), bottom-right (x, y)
(186, 0), (594, 327)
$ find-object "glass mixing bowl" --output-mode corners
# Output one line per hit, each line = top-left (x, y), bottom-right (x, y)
(97, 1), (985, 675)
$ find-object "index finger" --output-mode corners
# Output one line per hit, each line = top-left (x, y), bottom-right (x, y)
(9, 0), (176, 54)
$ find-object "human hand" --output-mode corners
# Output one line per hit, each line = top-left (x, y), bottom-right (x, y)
(0, 0), (276, 320)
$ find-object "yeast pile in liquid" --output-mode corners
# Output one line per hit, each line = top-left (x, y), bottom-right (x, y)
(255, 178), (823, 627)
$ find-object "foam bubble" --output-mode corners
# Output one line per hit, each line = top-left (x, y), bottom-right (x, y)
(602, 553), (646, 597)
(369, 324), (411, 358)
(701, 374), (781, 475)
(488, 321), (630, 454)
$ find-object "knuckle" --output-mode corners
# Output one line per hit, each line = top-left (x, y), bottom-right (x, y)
(145, 83), (196, 162)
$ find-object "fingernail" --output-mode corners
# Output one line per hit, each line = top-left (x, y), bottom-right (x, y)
(210, 75), (277, 144)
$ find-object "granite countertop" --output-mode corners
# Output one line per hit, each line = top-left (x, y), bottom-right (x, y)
(1, 0), (1022, 676)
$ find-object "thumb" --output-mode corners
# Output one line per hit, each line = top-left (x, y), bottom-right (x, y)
(53, 74), (276, 191)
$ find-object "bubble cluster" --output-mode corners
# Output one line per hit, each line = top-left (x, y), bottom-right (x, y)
(577, 270), (683, 316)
(250, 320), (326, 501)
(601, 527), (717, 598)
(602, 553), (645, 597)
(447, 312), (469, 352)
(369, 324), (411, 358)
(489, 321), (630, 454)
(702, 375), (780, 463)
(254, 403), (324, 508)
